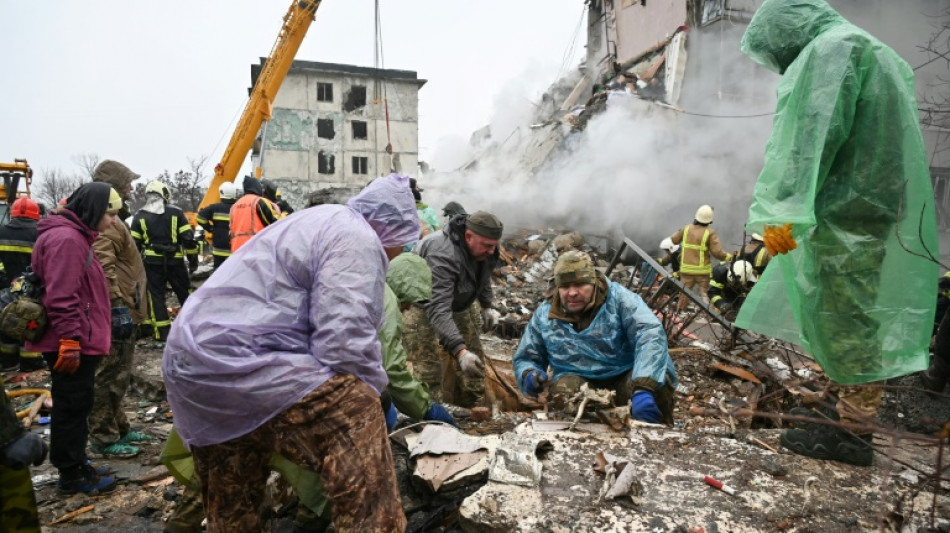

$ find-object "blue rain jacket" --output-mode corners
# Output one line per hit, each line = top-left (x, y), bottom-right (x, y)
(513, 281), (677, 391)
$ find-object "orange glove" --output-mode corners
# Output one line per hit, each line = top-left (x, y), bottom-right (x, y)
(53, 339), (81, 374)
(763, 223), (797, 255)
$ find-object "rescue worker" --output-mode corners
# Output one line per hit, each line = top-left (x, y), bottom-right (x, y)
(160, 253), (456, 533)
(657, 237), (681, 277)
(163, 174), (419, 532)
(669, 205), (733, 312)
(275, 188), (295, 216)
(410, 178), (440, 237)
(737, 0), (938, 466)
(406, 210), (502, 408)
(196, 182), (237, 270)
(739, 233), (771, 276)
(0, 198), (44, 372)
(131, 180), (197, 342)
(88, 160), (151, 457)
(441, 201), (467, 227)
(229, 175), (281, 251)
(707, 260), (756, 317)
(513, 251), (678, 424)
(1, 374), (48, 533)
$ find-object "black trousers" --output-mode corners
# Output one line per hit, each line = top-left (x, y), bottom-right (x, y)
(212, 255), (229, 271)
(144, 259), (191, 340)
(42, 352), (99, 476)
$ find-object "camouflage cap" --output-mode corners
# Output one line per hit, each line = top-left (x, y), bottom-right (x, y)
(554, 250), (596, 287)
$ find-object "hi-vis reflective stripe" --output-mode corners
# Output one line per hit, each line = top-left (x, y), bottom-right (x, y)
(0, 239), (33, 254)
(680, 225), (712, 275)
(212, 213), (229, 222)
(212, 248), (232, 257)
(754, 246), (768, 268)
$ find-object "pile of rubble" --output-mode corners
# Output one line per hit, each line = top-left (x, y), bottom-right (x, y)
(5, 230), (950, 531)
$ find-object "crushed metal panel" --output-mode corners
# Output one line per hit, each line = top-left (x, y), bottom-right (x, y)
(665, 31), (688, 105)
(406, 424), (486, 458)
(413, 451), (488, 492)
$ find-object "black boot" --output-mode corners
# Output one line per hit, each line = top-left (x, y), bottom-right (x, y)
(787, 404), (840, 430)
(780, 426), (873, 467)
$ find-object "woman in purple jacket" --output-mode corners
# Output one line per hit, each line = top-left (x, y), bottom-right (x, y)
(27, 182), (121, 494)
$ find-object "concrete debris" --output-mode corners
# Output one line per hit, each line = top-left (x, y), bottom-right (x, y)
(487, 434), (552, 487)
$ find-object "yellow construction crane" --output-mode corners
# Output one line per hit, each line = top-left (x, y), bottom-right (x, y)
(199, 0), (321, 210)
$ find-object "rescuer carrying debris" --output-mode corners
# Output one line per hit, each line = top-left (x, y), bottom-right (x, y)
(405, 210), (503, 408)
(668, 205), (732, 312)
(0, 198), (44, 372)
(229, 175), (281, 252)
(738, 233), (771, 276)
(737, 0), (938, 466)
(707, 260), (756, 318)
(131, 180), (197, 341)
(88, 160), (151, 457)
(163, 174), (419, 532)
(196, 181), (237, 270)
(512, 250), (678, 425)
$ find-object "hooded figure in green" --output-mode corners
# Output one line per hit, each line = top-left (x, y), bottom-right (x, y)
(735, 0), (937, 385)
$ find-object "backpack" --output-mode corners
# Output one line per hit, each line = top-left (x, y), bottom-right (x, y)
(0, 268), (47, 343)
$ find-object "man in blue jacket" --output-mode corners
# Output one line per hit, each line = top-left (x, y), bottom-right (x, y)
(513, 251), (677, 424)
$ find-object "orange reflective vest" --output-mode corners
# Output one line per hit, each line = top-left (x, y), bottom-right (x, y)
(230, 195), (266, 252)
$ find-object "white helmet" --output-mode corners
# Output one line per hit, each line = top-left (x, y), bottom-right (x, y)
(659, 237), (680, 253)
(729, 260), (756, 285)
(751, 233), (764, 242)
(219, 182), (236, 200)
(145, 180), (171, 202)
(695, 205), (714, 224)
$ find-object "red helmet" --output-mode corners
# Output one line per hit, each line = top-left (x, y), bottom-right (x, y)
(10, 198), (40, 221)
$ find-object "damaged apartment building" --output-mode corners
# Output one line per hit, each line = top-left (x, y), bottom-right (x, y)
(248, 59), (426, 206)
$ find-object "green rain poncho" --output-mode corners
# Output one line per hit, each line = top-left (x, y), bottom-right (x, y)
(735, 0), (937, 384)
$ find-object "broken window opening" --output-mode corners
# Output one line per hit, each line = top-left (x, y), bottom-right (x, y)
(344, 85), (367, 112)
(317, 118), (335, 140)
(317, 151), (335, 174)
(352, 156), (368, 175)
(352, 121), (368, 140)
(317, 82), (333, 102)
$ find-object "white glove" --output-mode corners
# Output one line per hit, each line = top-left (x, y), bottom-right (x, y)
(480, 308), (499, 333)
(457, 349), (485, 378)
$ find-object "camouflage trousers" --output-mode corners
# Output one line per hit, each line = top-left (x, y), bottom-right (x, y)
(0, 464), (40, 533)
(164, 478), (203, 533)
(88, 337), (135, 446)
(191, 374), (405, 533)
(403, 303), (486, 407)
(551, 371), (676, 426)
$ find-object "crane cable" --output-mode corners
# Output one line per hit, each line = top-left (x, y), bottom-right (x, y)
(374, 0), (393, 155)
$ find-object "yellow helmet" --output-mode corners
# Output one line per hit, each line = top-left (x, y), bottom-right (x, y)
(107, 188), (123, 212)
(145, 180), (170, 202)
(695, 205), (714, 224)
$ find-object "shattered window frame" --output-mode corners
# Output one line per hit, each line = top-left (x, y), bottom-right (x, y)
(344, 85), (368, 112)
(351, 120), (368, 140)
(352, 156), (368, 175)
(317, 151), (335, 174)
(316, 82), (333, 102)
(317, 118), (335, 140)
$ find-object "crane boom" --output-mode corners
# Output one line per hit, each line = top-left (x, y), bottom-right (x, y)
(200, 0), (321, 209)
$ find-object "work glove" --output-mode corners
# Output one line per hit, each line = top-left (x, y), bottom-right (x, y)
(763, 223), (797, 255)
(457, 349), (485, 379)
(111, 306), (134, 340)
(522, 369), (549, 398)
(53, 339), (81, 374)
(480, 307), (498, 333)
(384, 401), (398, 432)
(424, 403), (459, 427)
(187, 255), (198, 273)
(630, 390), (663, 424)
(1, 432), (48, 469)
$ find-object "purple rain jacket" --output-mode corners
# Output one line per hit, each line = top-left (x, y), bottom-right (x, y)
(163, 174), (420, 447)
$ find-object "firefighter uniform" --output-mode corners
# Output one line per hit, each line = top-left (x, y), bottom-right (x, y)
(669, 205), (732, 312)
(196, 187), (237, 271)
(0, 198), (43, 372)
(739, 235), (771, 276)
(131, 197), (197, 341)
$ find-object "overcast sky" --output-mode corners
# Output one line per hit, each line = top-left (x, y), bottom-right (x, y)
(0, 1), (587, 181)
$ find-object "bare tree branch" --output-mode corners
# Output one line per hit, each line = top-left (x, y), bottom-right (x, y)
(34, 168), (86, 210)
(72, 153), (101, 180)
